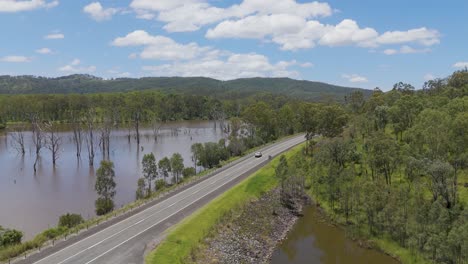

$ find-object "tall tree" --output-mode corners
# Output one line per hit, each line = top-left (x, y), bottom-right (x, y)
(95, 160), (116, 215)
(170, 153), (184, 184)
(158, 157), (172, 183)
(142, 153), (158, 196)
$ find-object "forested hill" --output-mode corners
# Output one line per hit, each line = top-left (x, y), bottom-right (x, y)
(0, 74), (370, 101)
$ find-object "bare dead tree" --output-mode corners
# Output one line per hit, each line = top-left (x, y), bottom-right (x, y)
(133, 111), (141, 145)
(151, 117), (162, 142)
(70, 112), (83, 158)
(31, 116), (44, 173)
(10, 126), (26, 155)
(44, 121), (62, 166)
(84, 109), (96, 166)
(211, 107), (227, 134)
(99, 115), (112, 160)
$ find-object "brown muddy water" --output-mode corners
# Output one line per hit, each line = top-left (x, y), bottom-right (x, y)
(0, 121), (224, 239)
(270, 206), (399, 264)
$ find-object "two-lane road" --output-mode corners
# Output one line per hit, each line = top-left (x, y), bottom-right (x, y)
(20, 135), (305, 264)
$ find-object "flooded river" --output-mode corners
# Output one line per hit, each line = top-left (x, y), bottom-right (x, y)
(270, 206), (399, 264)
(0, 121), (223, 239)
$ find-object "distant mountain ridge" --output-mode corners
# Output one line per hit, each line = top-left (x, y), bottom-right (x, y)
(0, 74), (371, 101)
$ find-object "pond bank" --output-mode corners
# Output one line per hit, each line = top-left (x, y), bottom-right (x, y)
(195, 189), (309, 264)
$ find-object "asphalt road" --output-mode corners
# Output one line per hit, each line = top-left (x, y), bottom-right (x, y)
(22, 135), (305, 264)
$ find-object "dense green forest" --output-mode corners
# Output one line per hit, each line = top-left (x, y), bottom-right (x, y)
(274, 69), (468, 263)
(0, 74), (369, 101)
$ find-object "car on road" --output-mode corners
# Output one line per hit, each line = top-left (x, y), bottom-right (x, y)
(254, 152), (262, 158)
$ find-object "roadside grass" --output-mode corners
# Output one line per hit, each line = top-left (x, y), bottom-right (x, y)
(145, 143), (304, 264)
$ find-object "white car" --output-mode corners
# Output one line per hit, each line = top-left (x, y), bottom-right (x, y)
(254, 152), (262, 158)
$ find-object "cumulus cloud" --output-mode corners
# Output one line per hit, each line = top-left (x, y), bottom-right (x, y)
(342, 74), (368, 83)
(130, 0), (332, 32)
(0, 55), (31, 62)
(375, 28), (440, 46)
(36, 47), (52, 54)
(318, 19), (378, 47)
(113, 30), (298, 80)
(142, 53), (299, 80)
(208, 16), (440, 50)
(383, 45), (431, 55)
(58, 59), (96, 73)
(0, 0), (58, 12)
(44, 33), (64, 39)
(84, 2), (118, 21)
(128, 0), (439, 51)
(112, 30), (212, 60)
(453, 62), (468, 68)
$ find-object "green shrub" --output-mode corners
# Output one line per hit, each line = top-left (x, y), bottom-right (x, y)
(95, 197), (114, 216)
(58, 213), (84, 229)
(0, 229), (23, 247)
(41, 227), (67, 240)
(182, 167), (196, 178)
(155, 179), (166, 191)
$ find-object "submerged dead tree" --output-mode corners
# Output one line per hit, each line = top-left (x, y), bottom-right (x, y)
(31, 116), (44, 173)
(84, 109), (96, 166)
(10, 126), (26, 155)
(70, 112), (83, 158)
(44, 121), (62, 166)
(99, 116), (112, 160)
(151, 117), (162, 142)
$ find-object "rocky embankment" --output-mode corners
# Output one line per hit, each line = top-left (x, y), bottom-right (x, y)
(195, 189), (310, 264)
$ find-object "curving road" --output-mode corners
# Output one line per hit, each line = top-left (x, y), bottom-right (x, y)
(19, 135), (305, 264)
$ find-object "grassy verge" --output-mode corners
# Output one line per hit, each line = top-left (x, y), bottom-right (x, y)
(145, 143), (304, 264)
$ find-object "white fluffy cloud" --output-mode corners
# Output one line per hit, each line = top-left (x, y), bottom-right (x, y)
(342, 74), (368, 83)
(128, 0), (439, 51)
(113, 30), (297, 80)
(383, 45), (431, 55)
(84, 2), (118, 21)
(130, 0), (332, 32)
(318, 19), (378, 47)
(142, 53), (299, 80)
(58, 59), (96, 73)
(376, 28), (440, 46)
(453, 62), (468, 68)
(112, 30), (211, 60)
(0, 55), (31, 62)
(208, 16), (439, 50)
(0, 0), (58, 12)
(206, 14), (307, 39)
(35, 48), (52, 54)
(44, 33), (64, 39)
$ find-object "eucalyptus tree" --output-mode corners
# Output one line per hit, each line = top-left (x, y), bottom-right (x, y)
(95, 160), (116, 215)
(142, 153), (158, 195)
(170, 153), (184, 184)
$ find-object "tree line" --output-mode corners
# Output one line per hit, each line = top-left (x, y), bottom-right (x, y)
(285, 69), (468, 263)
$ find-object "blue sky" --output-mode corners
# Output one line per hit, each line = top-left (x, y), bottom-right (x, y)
(0, 0), (467, 91)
